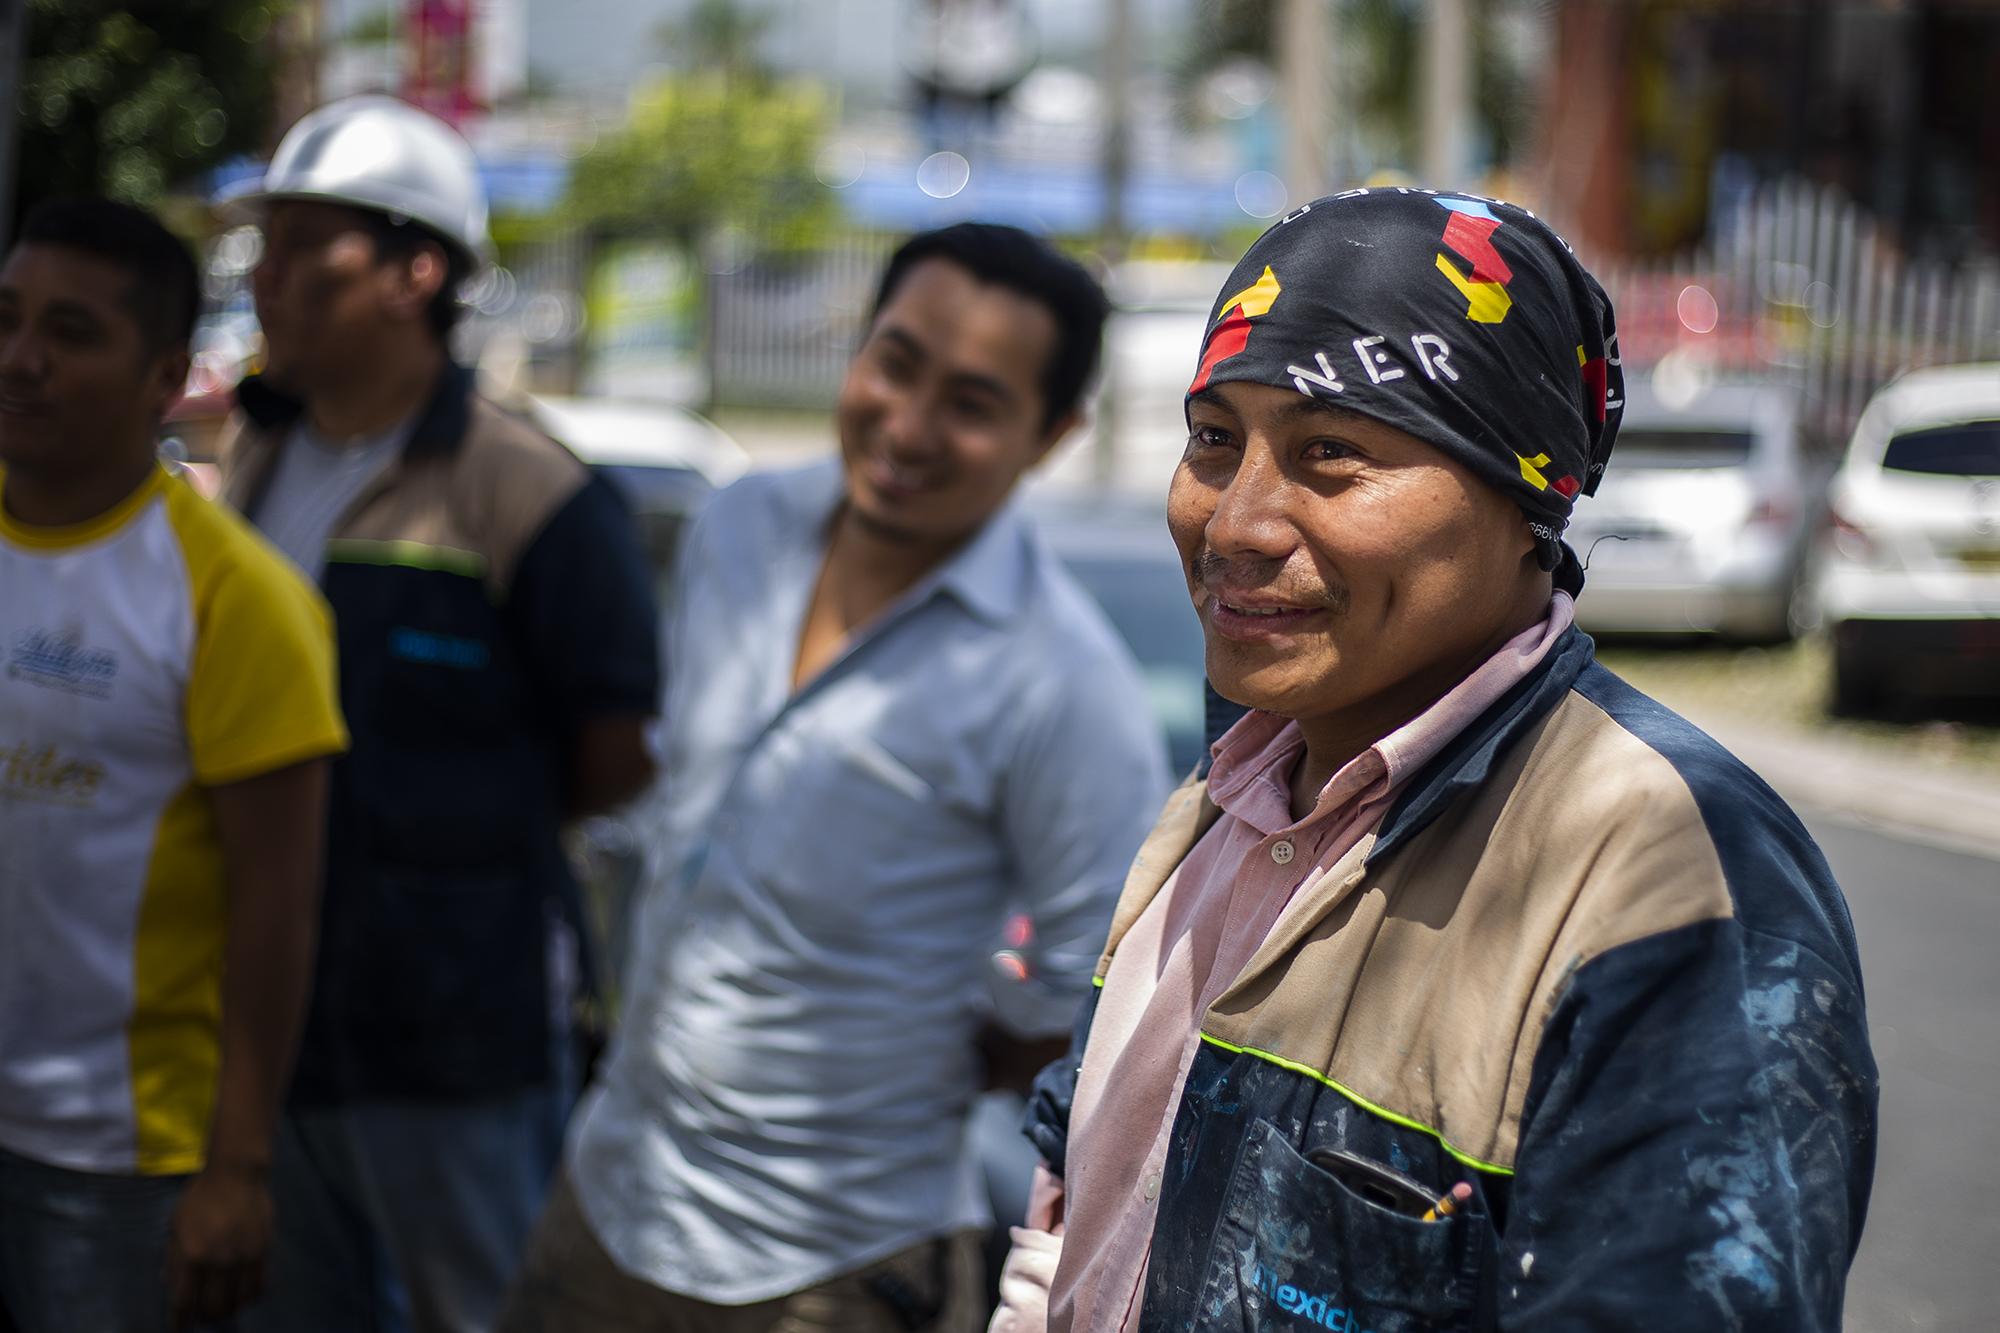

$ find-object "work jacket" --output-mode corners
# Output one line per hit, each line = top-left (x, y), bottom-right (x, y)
(1028, 628), (1877, 1332)
(220, 366), (658, 1103)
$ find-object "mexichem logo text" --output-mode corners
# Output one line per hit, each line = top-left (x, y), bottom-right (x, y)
(0, 741), (106, 806)
(388, 627), (490, 671)
(1253, 1263), (1376, 1333)
(7, 629), (118, 699)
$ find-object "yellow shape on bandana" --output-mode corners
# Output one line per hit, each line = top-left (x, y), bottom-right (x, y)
(1517, 452), (1553, 490)
(1220, 266), (1283, 320)
(1434, 253), (1513, 324)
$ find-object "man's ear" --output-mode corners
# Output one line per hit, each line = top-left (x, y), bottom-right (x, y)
(1031, 409), (1082, 466)
(1514, 507), (1545, 564)
(149, 345), (190, 419)
(386, 243), (449, 323)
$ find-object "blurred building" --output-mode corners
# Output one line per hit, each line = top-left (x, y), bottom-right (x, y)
(1539, 1), (2000, 264)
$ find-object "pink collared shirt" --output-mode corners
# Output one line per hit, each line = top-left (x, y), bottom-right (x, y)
(994, 594), (1575, 1333)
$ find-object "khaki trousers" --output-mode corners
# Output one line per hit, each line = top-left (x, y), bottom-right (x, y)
(497, 1170), (984, 1333)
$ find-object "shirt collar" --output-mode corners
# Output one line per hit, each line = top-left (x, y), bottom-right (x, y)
(0, 463), (169, 550)
(1203, 593), (1576, 838)
(1374, 591), (1575, 785)
(236, 362), (474, 462)
(779, 459), (1033, 627)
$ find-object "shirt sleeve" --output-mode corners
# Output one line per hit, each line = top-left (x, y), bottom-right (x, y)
(992, 633), (1171, 1039)
(506, 472), (662, 724)
(1499, 919), (1878, 1332)
(182, 506), (348, 786)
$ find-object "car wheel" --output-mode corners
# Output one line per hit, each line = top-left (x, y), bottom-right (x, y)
(1828, 632), (1886, 718)
(1778, 567), (1819, 643)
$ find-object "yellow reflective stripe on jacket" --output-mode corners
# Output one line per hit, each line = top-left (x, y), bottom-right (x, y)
(324, 538), (486, 579)
(1198, 1031), (1515, 1177)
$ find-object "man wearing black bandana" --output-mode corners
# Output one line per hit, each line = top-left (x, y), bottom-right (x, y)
(991, 190), (1877, 1333)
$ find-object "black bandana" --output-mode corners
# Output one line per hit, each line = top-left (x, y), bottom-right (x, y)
(1186, 188), (1624, 588)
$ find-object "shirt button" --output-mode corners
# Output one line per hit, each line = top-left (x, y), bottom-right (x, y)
(1143, 1171), (1161, 1201)
(1271, 839), (1295, 866)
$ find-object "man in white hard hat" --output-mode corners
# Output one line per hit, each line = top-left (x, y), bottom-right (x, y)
(215, 96), (662, 1333)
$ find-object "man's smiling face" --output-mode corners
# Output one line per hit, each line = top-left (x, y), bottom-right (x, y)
(835, 257), (1068, 549)
(0, 244), (184, 480)
(1168, 379), (1544, 729)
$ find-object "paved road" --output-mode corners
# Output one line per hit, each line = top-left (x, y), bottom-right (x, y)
(1816, 810), (2000, 1331)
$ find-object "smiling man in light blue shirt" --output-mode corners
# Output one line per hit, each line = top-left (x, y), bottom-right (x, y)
(501, 224), (1171, 1333)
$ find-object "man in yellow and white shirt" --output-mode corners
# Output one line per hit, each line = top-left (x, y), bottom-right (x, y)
(0, 198), (346, 1333)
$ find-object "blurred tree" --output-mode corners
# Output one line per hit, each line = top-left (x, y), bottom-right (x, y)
(15, 0), (288, 224)
(563, 73), (832, 252)
(342, 7), (396, 45)
(1172, 0), (1537, 178)
(652, 0), (772, 84)
(1175, 0), (1274, 82)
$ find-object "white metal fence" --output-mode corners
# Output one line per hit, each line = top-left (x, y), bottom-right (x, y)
(705, 233), (898, 408)
(499, 180), (1999, 430)
(1595, 178), (2000, 453)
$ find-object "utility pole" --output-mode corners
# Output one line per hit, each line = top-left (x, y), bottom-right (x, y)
(1094, 0), (1133, 487)
(1419, 0), (1473, 189)
(1099, 0), (1132, 257)
(0, 0), (27, 244)
(1277, 0), (1332, 207)
(270, 0), (324, 145)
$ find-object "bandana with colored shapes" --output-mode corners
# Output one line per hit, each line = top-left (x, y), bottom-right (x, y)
(1186, 187), (1624, 582)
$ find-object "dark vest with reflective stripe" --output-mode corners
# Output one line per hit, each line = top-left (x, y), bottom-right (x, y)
(223, 367), (592, 1102)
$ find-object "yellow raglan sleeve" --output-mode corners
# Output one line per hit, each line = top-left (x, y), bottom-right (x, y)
(168, 480), (349, 787)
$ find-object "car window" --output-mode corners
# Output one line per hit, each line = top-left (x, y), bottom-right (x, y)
(1056, 551), (1208, 775)
(592, 463), (714, 603)
(1615, 427), (1757, 467)
(1880, 421), (2000, 477)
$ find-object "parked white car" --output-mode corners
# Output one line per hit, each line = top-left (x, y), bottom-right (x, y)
(524, 394), (751, 597)
(1566, 379), (1823, 642)
(523, 395), (752, 981)
(1814, 363), (2000, 713)
(1041, 262), (1228, 495)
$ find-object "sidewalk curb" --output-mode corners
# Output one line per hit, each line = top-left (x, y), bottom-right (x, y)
(1688, 712), (2000, 862)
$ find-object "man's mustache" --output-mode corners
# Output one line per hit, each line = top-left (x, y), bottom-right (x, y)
(1191, 551), (1349, 615)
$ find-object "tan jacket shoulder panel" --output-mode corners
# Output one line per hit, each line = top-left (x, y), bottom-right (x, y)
(1181, 690), (1733, 1172)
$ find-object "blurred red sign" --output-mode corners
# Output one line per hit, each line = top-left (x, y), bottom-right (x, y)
(404, 0), (479, 126)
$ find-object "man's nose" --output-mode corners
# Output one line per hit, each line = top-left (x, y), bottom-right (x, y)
(1203, 443), (1296, 560)
(878, 387), (937, 458)
(0, 325), (43, 383)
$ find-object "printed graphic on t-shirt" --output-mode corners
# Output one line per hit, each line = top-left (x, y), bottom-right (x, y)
(7, 628), (118, 699)
(0, 466), (345, 1176)
(0, 740), (106, 806)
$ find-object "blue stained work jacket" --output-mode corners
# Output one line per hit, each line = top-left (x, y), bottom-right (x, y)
(1028, 628), (1878, 1331)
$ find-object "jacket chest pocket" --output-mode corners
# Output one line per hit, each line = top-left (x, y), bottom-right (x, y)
(1190, 1118), (1494, 1333)
(338, 566), (515, 744)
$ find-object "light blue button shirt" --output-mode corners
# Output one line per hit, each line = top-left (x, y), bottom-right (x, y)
(566, 461), (1171, 1303)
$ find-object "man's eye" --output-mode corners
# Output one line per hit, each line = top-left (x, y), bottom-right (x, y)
(1303, 438), (1359, 462)
(1185, 425), (1234, 452)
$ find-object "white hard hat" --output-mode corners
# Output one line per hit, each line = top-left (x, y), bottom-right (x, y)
(219, 95), (490, 263)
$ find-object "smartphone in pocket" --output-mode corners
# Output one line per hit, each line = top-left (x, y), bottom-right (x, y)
(1305, 1147), (1442, 1219)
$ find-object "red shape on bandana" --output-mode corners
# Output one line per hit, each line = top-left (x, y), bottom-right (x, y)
(1579, 355), (1609, 423)
(1442, 213), (1514, 286)
(1189, 312), (1253, 394)
(1552, 474), (1582, 499)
